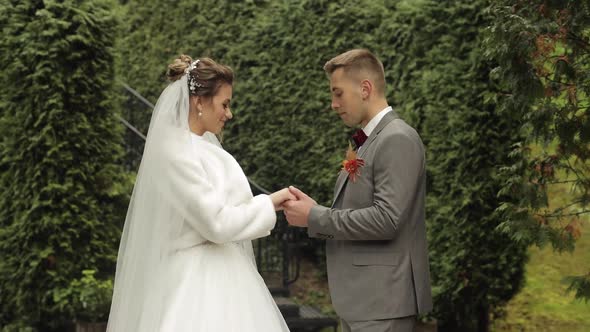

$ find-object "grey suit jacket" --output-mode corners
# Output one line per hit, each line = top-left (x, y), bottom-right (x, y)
(308, 111), (433, 321)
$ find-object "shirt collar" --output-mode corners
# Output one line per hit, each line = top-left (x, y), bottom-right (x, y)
(362, 106), (393, 137)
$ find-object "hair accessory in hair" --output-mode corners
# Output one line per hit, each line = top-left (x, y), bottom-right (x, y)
(185, 59), (203, 94)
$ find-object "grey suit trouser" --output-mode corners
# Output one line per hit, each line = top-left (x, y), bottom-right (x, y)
(341, 316), (416, 332)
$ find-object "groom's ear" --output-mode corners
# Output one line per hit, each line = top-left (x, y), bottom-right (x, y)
(360, 79), (372, 100)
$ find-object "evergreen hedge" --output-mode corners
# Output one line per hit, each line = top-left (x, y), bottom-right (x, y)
(382, 1), (528, 330)
(0, 0), (129, 330)
(113, 0), (526, 330)
(0, 0), (531, 330)
(115, 1), (528, 330)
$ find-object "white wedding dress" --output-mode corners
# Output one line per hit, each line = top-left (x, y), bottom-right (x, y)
(107, 74), (289, 332)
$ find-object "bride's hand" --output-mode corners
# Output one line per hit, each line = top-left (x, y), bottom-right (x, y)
(269, 188), (297, 211)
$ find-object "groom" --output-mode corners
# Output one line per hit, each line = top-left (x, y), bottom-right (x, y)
(283, 49), (432, 332)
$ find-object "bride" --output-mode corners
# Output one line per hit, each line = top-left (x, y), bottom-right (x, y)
(107, 55), (292, 331)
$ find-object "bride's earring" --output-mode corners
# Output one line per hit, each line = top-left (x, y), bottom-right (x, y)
(197, 104), (202, 117)
(193, 97), (203, 118)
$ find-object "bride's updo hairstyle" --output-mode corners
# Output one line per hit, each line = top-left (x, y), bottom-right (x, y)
(166, 54), (234, 98)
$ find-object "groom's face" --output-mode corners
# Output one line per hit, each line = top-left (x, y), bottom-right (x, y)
(329, 68), (364, 127)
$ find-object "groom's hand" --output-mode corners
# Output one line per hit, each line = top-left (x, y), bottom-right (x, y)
(282, 186), (317, 227)
(270, 188), (297, 211)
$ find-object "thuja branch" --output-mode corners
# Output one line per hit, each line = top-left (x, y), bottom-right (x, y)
(536, 210), (590, 219)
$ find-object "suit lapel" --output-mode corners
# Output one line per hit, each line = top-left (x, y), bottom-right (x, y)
(331, 170), (349, 207)
(331, 111), (399, 207)
(358, 111), (398, 159)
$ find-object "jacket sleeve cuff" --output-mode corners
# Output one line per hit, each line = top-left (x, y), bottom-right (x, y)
(308, 205), (333, 239)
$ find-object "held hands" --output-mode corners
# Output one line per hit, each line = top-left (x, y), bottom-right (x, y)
(269, 188), (297, 211)
(282, 186), (317, 228)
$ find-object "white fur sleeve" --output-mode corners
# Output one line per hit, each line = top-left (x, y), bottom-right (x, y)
(160, 152), (276, 244)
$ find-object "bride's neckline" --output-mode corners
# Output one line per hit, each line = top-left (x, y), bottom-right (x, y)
(189, 131), (204, 140)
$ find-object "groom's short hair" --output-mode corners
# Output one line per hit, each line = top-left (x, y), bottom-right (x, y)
(324, 49), (386, 96)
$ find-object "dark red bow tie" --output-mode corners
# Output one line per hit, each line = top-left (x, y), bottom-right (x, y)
(352, 129), (368, 149)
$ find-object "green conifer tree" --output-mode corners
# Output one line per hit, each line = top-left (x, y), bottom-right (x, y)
(485, 0), (590, 302)
(0, 0), (128, 329)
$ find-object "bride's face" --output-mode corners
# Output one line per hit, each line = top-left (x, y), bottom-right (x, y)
(200, 83), (233, 134)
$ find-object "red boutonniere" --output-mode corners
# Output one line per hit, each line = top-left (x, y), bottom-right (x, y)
(341, 142), (365, 182)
